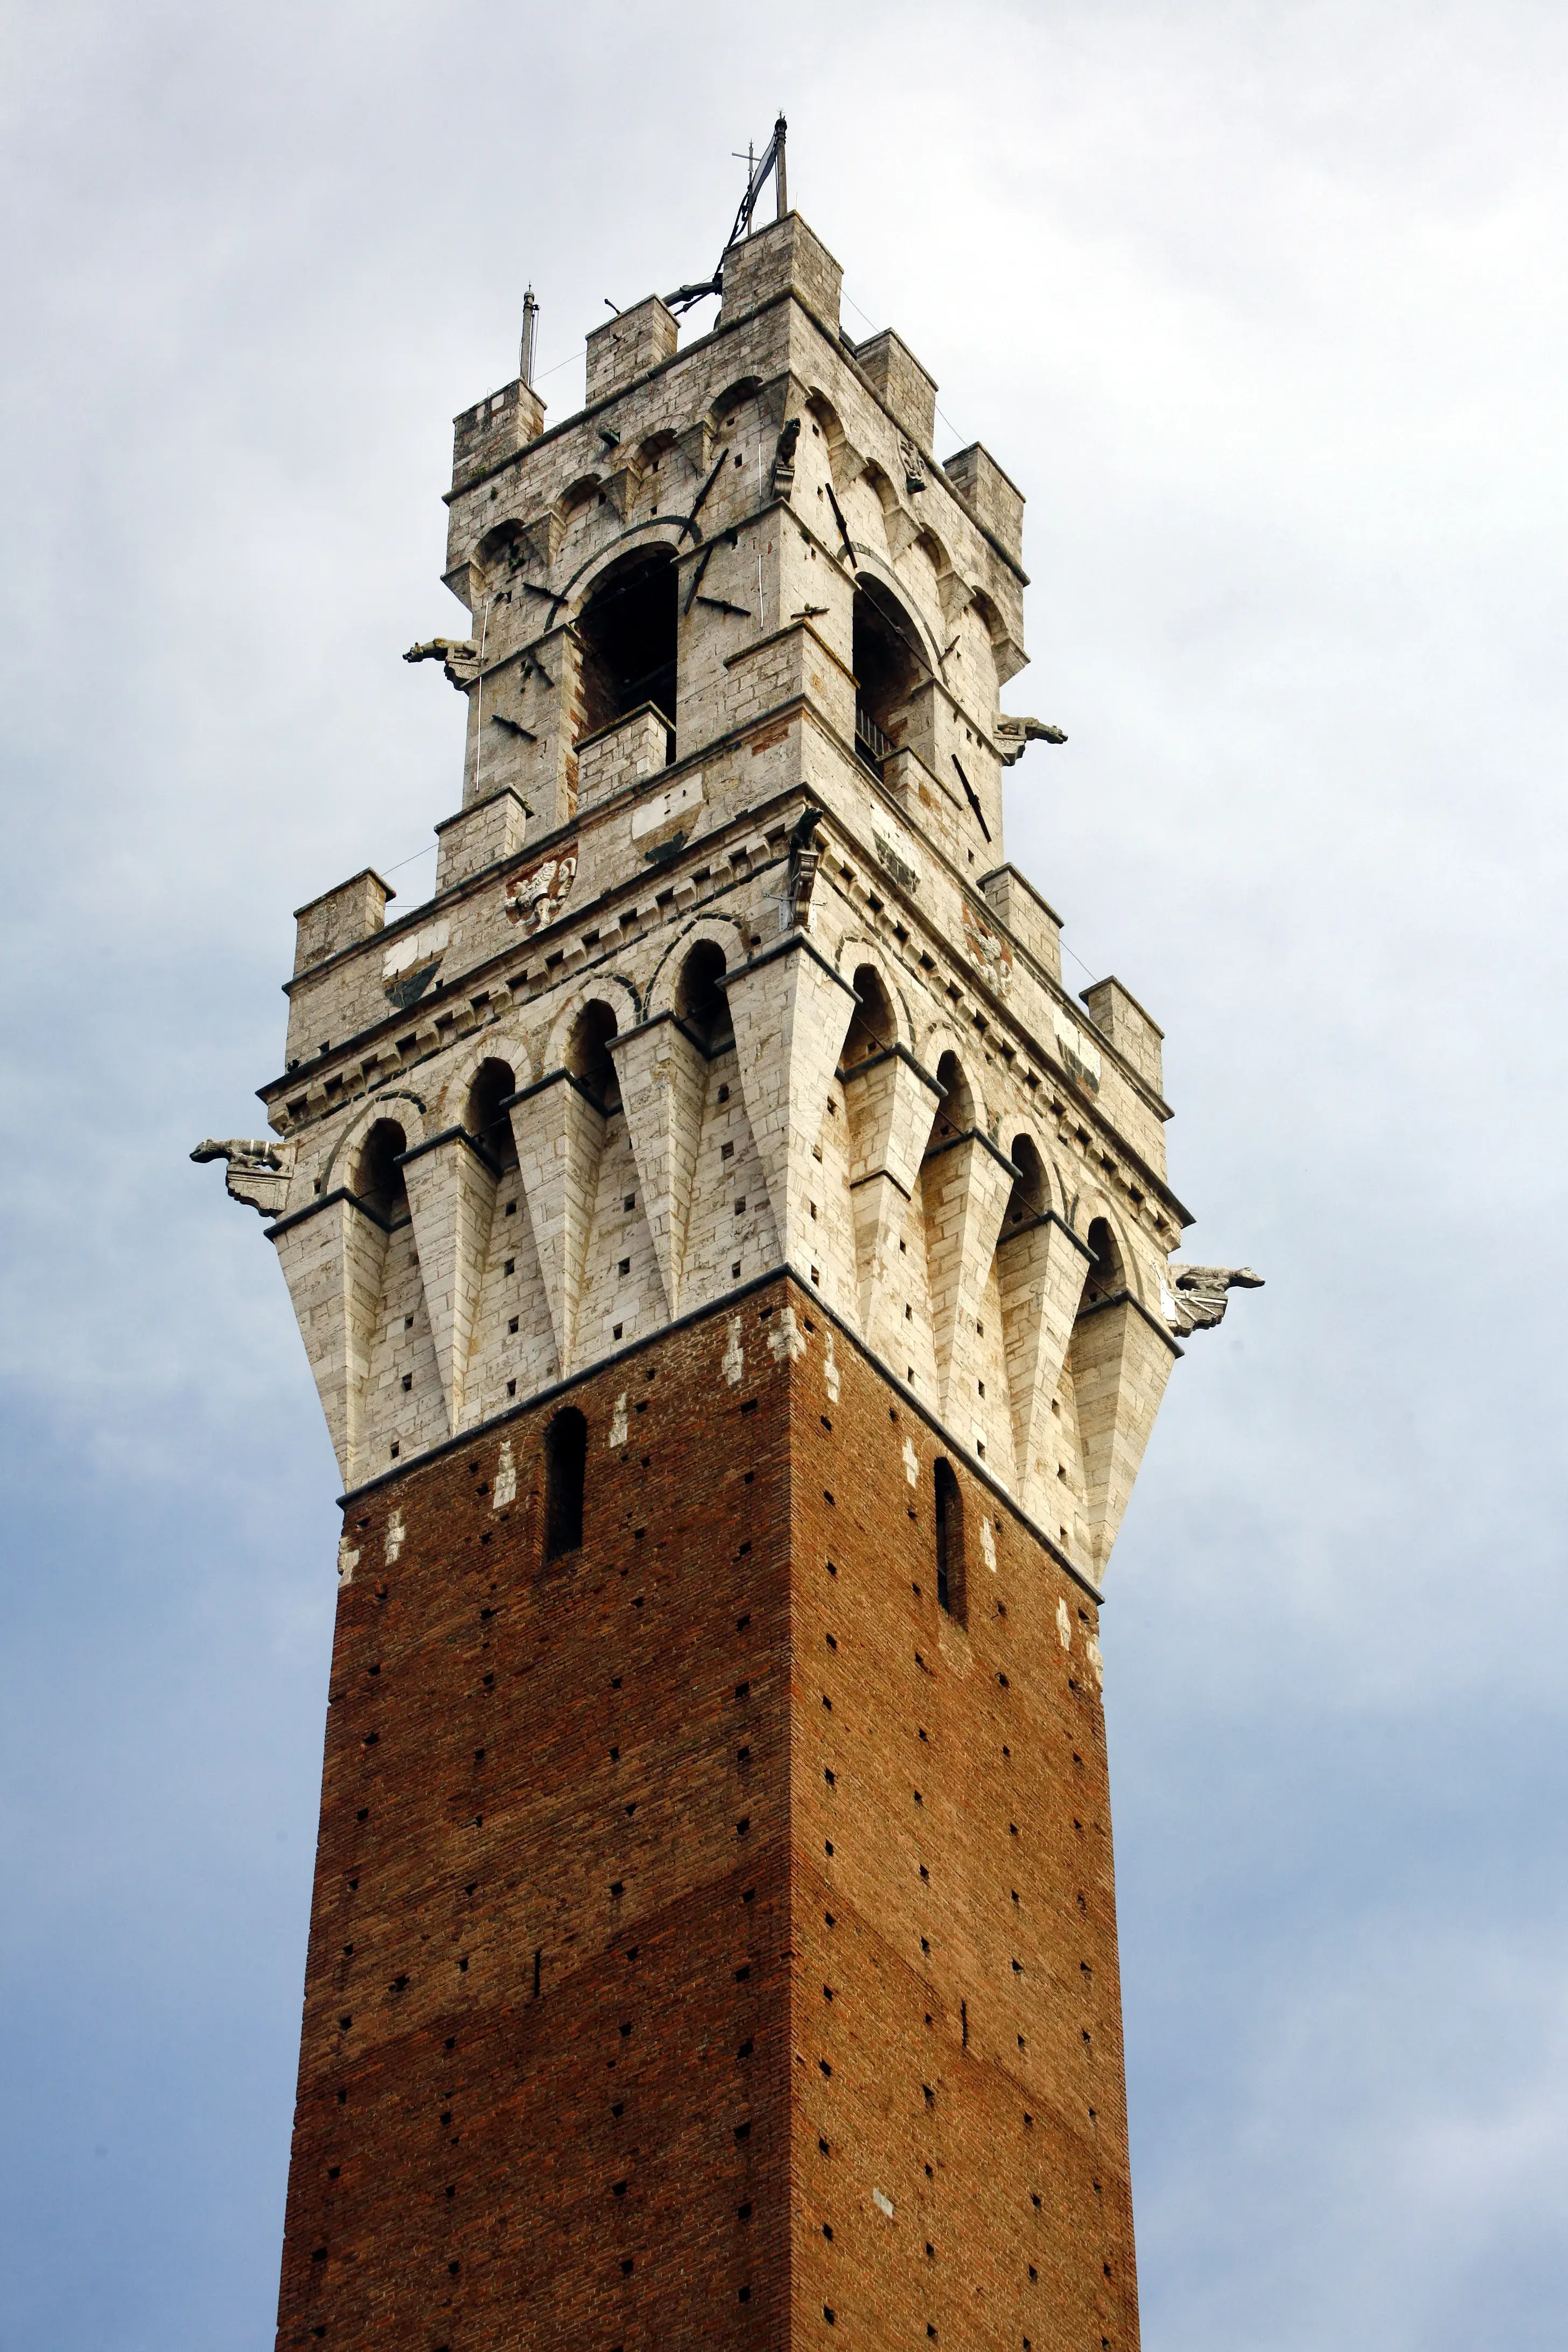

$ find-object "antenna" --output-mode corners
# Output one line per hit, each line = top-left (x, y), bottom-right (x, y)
(664, 111), (790, 317)
(519, 286), (538, 387)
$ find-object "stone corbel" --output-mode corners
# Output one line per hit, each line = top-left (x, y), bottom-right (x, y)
(676, 418), (713, 478)
(398, 1128), (501, 1438)
(922, 1126), (1017, 1428)
(828, 433), (868, 495)
(841, 1045), (943, 1344)
(939, 572), (975, 629)
(521, 511), (564, 570)
(268, 1189), (396, 1487)
(722, 934), (858, 1275)
(504, 1072), (609, 1379)
(609, 1014), (709, 1319)
(600, 464), (643, 522)
(1070, 1290), (1181, 1579)
(884, 505), (921, 562)
(996, 1212), (1093, 1501)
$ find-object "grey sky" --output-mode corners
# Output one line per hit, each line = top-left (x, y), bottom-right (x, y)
(2, 4), (1565, 2346)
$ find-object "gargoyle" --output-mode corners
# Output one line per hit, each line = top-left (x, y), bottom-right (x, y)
(783, 802), (825, 929)
(1163, 1264), (1264, 1338)
(772, 414), (801, 499)
(404, 638), (480, 689)
(995, 714), (1068, 764)
(191, 1137), (297, 1219)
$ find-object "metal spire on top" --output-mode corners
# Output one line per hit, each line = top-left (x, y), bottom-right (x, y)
(664, 111), (788, 317)
(519, 285), (539, 387)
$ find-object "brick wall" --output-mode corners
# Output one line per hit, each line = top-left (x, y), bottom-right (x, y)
(276, 1275), (1137, 2352)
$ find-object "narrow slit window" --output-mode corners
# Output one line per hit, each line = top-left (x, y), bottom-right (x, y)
(544, 1407), (587, 1560)
(933, 1458), (965, 1623)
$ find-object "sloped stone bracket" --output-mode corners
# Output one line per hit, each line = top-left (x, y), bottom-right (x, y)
(1070, 1289), (1182, 1581)
(722, 933), (858, 1272)
(503, 1070), (610, 1380)
(996, 1209), (1094, 1503)
(609, 1012), (711, 1319)
(268, 1187), (404, 1487)
(399, 1126), (502, 1439)
(921, 1124), (1017, 1427)
(842, 1043), (943, 1346)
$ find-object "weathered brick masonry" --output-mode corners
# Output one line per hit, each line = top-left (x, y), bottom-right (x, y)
(199, 175), (1256, 2352)
(279, 1279), (1135, 2352)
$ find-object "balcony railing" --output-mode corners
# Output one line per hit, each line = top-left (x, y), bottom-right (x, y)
(855, 702), (892, 774)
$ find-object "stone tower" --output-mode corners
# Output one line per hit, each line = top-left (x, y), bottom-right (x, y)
(199, 181), (1256, 2352)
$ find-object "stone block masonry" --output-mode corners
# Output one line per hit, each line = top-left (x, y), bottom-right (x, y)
(278, 1278), (1137, 2352)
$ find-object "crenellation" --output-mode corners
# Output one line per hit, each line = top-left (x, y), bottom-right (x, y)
(850, 327), (939, 452)
(291, 868), (395, 979)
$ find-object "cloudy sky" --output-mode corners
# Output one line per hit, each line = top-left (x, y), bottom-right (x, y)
(3, 3), (1566, 2345)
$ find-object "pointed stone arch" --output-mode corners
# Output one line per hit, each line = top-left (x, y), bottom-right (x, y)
(832, 933), (914, 1054)
(542, 976), (643, 1075)
(643, 914), (751, 1023)
(916, 1021), (991, 1140)
(709, 374), (764, 433)
(999, 1122), (1063, 1223)
(436, 1025), (537, 1134)
(319, 1090), (430, 1196)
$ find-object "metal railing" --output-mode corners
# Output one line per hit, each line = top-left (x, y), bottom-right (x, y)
(855, 702), (892, 772)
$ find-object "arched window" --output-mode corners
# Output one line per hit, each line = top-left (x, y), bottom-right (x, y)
(674, 940), (732, 1052)
(1005, 1135), (1047, 1230)
(852, 579), (925, 771)
(565, 1002), (621, 1111)
(543, 1407), (587, 1560)
(934, 1458), (965, 1622)
(1082, 1216), (1125, 1308)
(929, 1051), (975, 1149)
(353, 1119), (408, 1220)
(841, 962), (895, 1071)
(575, 548), (677, 741)
(466, 1057), (518, 1170)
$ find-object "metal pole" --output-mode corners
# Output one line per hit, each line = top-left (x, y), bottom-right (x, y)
(520, 286), (538, 387)
(774, 113), (788, 217)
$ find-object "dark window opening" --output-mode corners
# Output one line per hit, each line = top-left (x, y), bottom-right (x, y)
(353, 1119), (408, 1220)
(565, 1000), (621, 1111)
(1082, 1217), (1124, 1308)
(467, 1057), (518, 1170)
(576, 548), (677, 744)
(852, 580), (924, 773)
(674, 940), (733, 1052)
(544, 1408), (587, 1560)
(928, 1051), (974, 1150)
(1006, 1133), (1047, 1228)
(934, 1458), (965, 1622)
(841, 962), (895, 1072)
